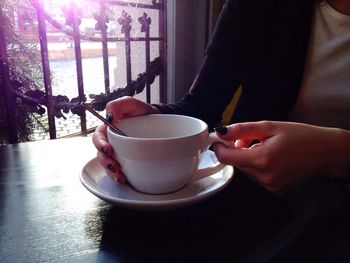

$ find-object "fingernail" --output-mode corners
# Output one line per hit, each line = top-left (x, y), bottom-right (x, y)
(106, 113), (113, 123)
(107, 163), (115, 173)
(214, 126), (228, 135)
(101, 146), (107, 155)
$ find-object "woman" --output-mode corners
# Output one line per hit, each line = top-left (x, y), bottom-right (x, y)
(93, 0), (350, 261)
(94, 0), (350, 193)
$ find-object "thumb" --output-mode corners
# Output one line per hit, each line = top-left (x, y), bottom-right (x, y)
(216, 121), (276, 141)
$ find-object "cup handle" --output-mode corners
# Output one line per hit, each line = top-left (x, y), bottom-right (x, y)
(190, 132), (234, 182)
(207, 132), (235, 148)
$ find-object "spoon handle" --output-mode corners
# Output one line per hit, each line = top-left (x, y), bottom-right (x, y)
(81, 102), (127, 136)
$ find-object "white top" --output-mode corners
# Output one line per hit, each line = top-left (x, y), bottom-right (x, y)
(289, 1), (350, 130)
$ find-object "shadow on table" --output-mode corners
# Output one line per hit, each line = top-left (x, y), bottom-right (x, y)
(91, 173), (350, 263)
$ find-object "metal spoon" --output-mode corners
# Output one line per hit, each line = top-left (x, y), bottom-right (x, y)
(81, 102), (128, 136)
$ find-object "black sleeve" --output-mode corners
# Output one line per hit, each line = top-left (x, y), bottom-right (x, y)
(154, 0), (241, 130)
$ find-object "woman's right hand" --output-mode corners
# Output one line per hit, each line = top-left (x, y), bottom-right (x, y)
(92, 96), (161, 183)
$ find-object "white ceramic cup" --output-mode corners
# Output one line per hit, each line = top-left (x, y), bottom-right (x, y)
(107, 114), (232, 194)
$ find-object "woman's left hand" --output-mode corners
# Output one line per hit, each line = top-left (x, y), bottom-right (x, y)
(214, 121), (350, 194)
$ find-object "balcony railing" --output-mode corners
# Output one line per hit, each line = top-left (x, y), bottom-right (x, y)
(0, 0), (166, 143)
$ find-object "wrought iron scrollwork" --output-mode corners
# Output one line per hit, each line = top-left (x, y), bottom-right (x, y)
(3, 0), (166, 140)
(13, 56), (163, 118)
(29, 0), (163, 42)
(118, 11), (132, 34)
(14, 0), (164, 118)
(138, 13), (152, 32)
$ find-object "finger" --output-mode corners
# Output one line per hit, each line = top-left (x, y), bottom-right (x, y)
(214, 143), (262, 168)
(92, 124), (113, 157)
(234, 139), (253, 148)
(97, 152), (126, 184)
(105, 96), (155, 122)
(217, 121), (276, 141)
(97, 151), (120, 174)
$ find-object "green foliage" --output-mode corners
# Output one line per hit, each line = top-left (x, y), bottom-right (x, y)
(0, 0), (44, 143)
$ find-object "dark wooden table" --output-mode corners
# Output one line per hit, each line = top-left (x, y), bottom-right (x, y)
(2, 137), (349, 263)
(0, 137), (243, 263)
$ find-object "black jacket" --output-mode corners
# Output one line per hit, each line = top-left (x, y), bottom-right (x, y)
(156, 0), (316, 129)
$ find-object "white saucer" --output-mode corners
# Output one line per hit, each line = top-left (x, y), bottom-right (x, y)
(80, 151), (234, 211)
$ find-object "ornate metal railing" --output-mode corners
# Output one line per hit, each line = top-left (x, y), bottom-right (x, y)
(1, 0), (166, 143)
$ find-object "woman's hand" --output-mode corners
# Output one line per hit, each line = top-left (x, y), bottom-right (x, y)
(214, 121), (350, 194)
(92, 96), (161, 183)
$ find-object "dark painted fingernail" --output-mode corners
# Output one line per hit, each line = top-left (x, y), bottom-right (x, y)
(101, 146), (107, 155)
(106, 113), (113, 123)
(214, 126), (228, 135)
(107, 163), (115, 173)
